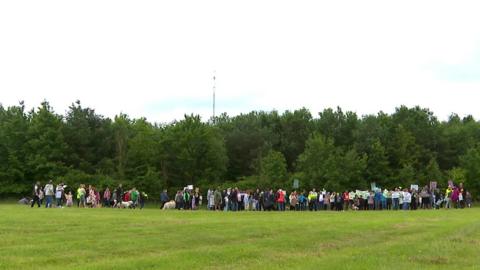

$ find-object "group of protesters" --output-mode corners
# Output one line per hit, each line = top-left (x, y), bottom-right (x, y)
(28, 179), (473, 212)
(167, 183), (472, 211)
(29, 181), (148, 209)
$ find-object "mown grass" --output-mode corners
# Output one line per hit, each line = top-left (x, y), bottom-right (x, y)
(0, 205), (479, 270)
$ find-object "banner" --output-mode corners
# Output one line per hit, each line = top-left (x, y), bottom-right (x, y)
(430, 181), (437, 190)
(410, 184), (419, 191)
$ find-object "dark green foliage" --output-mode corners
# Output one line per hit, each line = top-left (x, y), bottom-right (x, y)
(297, 134), (367, 190)
(460, 146), (480, 200)
(259, 150), (288, 188)
(0, 101), (479, 198)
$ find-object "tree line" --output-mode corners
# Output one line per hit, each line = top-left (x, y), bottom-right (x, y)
(1, 101), (479, 199)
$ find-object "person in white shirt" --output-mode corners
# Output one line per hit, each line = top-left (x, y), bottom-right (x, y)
(55, 183), (65, 207)
(318, 192), (324, 210)
(403, 189), (411, 210)
(391, 188), (400, 210)
(243, 192), (250, 211)
(44, 180), (55, 208)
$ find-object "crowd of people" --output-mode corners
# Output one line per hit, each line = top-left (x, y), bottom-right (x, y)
(25, 180), (473, 212)
(166, 183), (473, 211)
(28, 181), (148, 209)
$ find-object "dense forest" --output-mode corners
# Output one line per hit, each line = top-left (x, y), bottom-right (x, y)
(1, 101), (479, 199)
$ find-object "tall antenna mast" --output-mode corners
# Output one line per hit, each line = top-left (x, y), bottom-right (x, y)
(212, 71), (216, 124)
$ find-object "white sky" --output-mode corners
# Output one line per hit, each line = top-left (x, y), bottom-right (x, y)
(1, 0), (480, 123)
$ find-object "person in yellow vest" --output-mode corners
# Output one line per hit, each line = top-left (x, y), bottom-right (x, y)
(445, 186), (453, 209)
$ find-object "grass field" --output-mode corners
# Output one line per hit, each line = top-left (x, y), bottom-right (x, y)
(0, 205), (479, 270)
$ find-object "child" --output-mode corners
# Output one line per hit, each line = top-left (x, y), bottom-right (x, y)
(65, 191), (73, 207)
(466, 192), (472, 208)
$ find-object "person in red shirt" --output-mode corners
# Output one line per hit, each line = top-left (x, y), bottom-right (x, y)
(123, 190), (131, 202)
(276, 189), (286, 211)
(343, 191), (350, 211)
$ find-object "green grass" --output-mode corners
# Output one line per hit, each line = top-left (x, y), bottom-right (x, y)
(0, 205), (479, 270)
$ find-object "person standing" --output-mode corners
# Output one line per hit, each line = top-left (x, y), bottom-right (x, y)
(175, 190), (184, 210)
(367, 192), (374, 210)
(89, 186), (97, 208)
(318, 191), (324, 211)
(103, 187), (111, 207)
(381, 189), (387, 210)
(44, 180), (54, 208)
(237, 188), (243, 211)
(451, 187), (460, 208)
(289, 191), (298, 211)
(392, 188), (400, 210)
(403, 189), (411, 210)
(206, 189), (213, 210)
(374, 189), (382, 210)
(324, 192), (331, 210)
(466, 191), (472, 208)
(458, 183), (466, 209)
(252, 189), (260, 211)
(263, 189), (272, 211)
(444, 186), (453, 209)
(308, 189), (318, 211)
(243, 192), (250, 211)
(183, 189), (191, 210)
(386, 190), (392, 210)
(31, 181), (42, 208)
(343, 191), (350, 211)
(55, 183), (65, 207)
(214, 188), (222, 211)
(65, 191), (73, 207)
(335, 192), (343, 211)
(411, 190), (418, 210)
(131, 188), (139, 209)
(230, 188), (238, 211)
(276, 189), (285, 211)
(77, 184), (86, 208)
(111, 189), (118, 207)
(192, 189), (200, 210)
(116, 184), (123, 206)
(160, 189), (169, 209)
(139, 191), (147, 209)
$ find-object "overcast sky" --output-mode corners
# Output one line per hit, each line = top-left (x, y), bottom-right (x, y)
(1, 0), (480, 123)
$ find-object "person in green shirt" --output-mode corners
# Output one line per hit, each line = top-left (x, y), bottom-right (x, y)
(131, 188), (139, 208)
(77, 184), (86, 208)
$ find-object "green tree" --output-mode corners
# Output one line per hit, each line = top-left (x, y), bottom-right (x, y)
(0, 103), (29, 193)
(297, 134), (366, 191)
(162, 115), (227, 188)
(112, 114), (132, 180)
(396, 164), (416, 188)
(315, 107), (359, 148)
(420, 158), (443, 186)
(278, 108), (313, 171)
(446, 167), (466, 188)
(259, 150), (288, 187)
(63, 101), (115, 174)
(218, 112), (271, 179)
(460, 146), (480, 199)
(26, 101), (68, 182)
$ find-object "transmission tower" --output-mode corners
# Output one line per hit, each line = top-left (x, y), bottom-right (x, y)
(212, 71), (216, 124)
